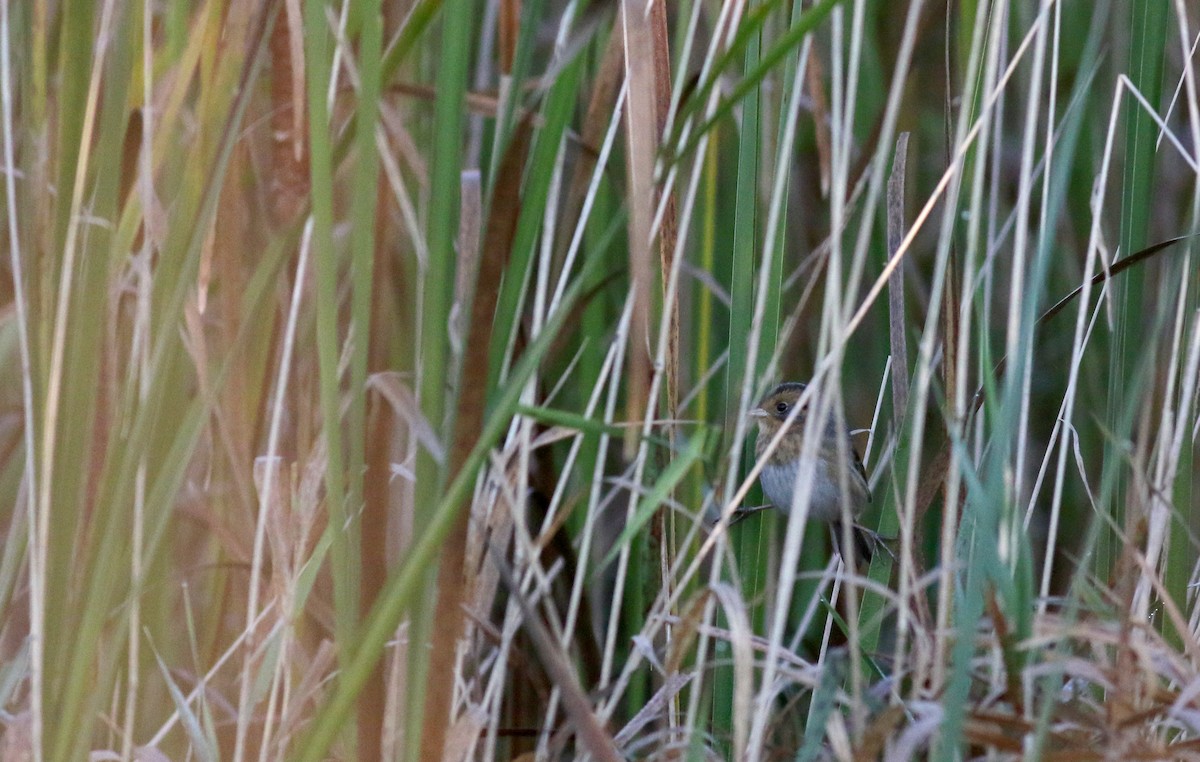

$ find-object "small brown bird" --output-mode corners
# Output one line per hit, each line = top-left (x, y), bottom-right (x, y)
(745, 381), (877, 562)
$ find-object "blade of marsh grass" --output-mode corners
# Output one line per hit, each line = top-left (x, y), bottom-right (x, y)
(516, 403), (653, 440)
(713, 8), (762, 752)
(488, 59), (585, 389)
(1104, 0), (1168, 578)
(1164, 305), (1199, 650)
(886, 133), (911, 420)
(41, 0), (121, 732)
(49, 0), (96, 249)
(293, 251), (602, 762)
(0, 0), (37, 755)
(736, 1), (814, 750)
(406, 0), (474, 753)
(294, 5), (357, 752)
(346, 0), (384, 749)
(854, 0), (958, 696)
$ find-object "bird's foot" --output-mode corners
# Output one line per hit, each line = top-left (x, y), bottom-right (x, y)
(729, 504), (771, 527)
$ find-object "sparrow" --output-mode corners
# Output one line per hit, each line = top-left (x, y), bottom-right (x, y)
(742, 381), (877, 562)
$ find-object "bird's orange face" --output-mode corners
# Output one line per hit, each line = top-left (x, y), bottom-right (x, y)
(750, 382), (810, 463)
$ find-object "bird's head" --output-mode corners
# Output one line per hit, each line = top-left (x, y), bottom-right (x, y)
(749, 382), (809, 433)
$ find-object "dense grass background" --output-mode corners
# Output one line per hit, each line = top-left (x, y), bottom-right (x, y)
(1, 0), (1199, 759)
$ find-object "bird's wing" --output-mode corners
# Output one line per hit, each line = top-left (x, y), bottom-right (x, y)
(850, 437), (870, 502)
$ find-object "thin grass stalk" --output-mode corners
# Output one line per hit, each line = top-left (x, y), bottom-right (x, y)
(711, 3), (762, 749)
(1000, 0), (1052, 552)
(900, 6), (1056, 752)
(1140, 262), (1197, 608)
(1159, 0), (1200, 653)
(618, 0), (659, 460)
(298, 0), (351, 693)
(928, 3), (1063, 749)
(596, 0), (676, 713)
(825, 0), (871, 731)
(536, 313), (632, 758)
(886, 133), (910, 420)
(346, 0), (383, 626)
(120, 0), (156, 752)
(0, 0), (39, 756)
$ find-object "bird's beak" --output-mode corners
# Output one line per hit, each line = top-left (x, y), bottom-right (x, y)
(748, 407), (768, 419)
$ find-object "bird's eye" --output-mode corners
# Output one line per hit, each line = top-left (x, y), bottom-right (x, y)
(775, 401), (789, 414)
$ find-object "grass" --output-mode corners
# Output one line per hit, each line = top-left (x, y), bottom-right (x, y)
(2, 0), (1200, 759)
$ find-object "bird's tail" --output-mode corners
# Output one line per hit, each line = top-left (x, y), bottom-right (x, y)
(831, 522), (893, 565)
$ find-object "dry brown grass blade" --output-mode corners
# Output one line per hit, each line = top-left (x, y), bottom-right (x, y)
(419, 118), (534, 760)
(648, 0), (677, 425)
(269, 0), (309, 227)
(642, 0), (679, 694)
(498, 0), (519, 76)
(807, 43), (831, 198)
(619, 0), (662, 455)
(361, 173), (404, 759)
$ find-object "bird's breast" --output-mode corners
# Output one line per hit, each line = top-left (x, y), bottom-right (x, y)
(760, 455), (854, 523)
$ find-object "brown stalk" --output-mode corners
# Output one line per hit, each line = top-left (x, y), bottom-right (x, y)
(418, 118), (534, 761)
(499, 0), (519, 75)
(619, 0), (665, 457)
(653, 21), (678, 432)
(806, 43), (832, 198)
(268, 1), (309, 228)
(359, 171), (401, 759)
(644, 0), (678, 675)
